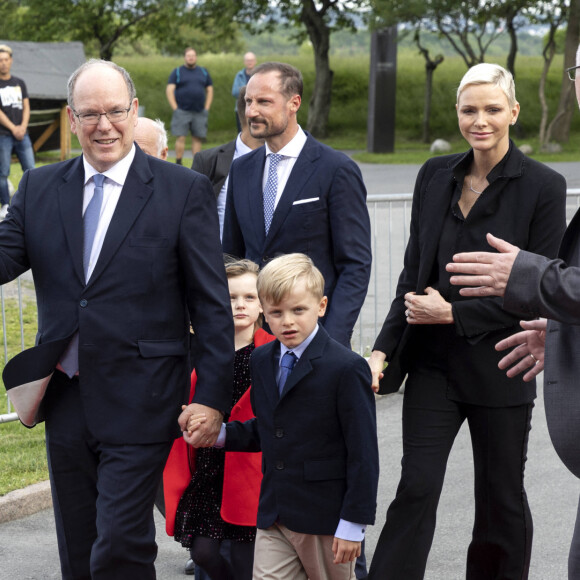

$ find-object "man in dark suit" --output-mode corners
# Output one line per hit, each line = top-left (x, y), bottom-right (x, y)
(222, 62), (371, 348)
(446, 45), (580, 576)
(0, 59), (234, 579)
(192, 86), (263, 238)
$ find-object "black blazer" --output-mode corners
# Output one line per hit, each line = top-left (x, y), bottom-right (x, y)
(225, 325), (379, 535)
(374, 144), (566, 406)
(222, 134), (372, 347)
(191, 140), (236, 198)
(0, 146), (235, 443)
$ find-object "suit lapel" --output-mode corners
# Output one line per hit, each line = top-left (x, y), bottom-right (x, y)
(86, 149), (154, 288)
(254, 340), (280, 409)
(279, 326), (327, 400)
(265, 136), (319, 247)
(243, 148), (267, 248)
(415, 167), (455, 291)
(560, 208), (580, 260)
(58, 157), (86, 286)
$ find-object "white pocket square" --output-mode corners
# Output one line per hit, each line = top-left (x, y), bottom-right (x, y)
(293, 197), (320, 205)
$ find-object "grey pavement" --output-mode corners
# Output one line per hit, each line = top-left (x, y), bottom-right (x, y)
(2, 161), (580, 578)
(0, 384), (577, 579)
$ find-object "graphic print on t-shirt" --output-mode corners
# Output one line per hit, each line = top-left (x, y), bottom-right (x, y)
(0, 85), (23, 110)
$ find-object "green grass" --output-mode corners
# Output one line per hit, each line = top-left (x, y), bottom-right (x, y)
(0, 298), (47, 496)
(113, 52), (580, 146)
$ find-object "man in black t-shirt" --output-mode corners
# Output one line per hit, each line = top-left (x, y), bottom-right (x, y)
(0, 44), (35, 218)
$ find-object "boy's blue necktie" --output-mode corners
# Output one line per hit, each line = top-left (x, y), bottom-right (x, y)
(278, 351), (297, 395)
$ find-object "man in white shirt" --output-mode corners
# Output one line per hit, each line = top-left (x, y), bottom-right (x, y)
(222, 62), (372, 350)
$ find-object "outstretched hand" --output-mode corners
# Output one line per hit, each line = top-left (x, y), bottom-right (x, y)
(446, 233), (520, 297)
(495, 319), (547, 382)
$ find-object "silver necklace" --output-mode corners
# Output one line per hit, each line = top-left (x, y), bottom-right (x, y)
(469, 176), (484, 194)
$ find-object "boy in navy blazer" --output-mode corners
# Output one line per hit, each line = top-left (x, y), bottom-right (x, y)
(186, 253), (379, 579)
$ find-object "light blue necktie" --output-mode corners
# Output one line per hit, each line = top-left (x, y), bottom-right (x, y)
(278, 351), (297, 395)
(83, 173), (105, 281)
(60, 174), (105, 377)
(263, 153), (283, 234)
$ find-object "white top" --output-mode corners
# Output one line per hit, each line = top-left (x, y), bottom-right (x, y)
(262, 126), (307, 209)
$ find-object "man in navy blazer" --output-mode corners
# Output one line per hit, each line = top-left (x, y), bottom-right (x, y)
(0, 60), (234, 579)
(222, 62), (371, 347)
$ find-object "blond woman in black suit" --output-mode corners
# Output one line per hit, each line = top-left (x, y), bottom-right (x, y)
(367, 63), (567, 580)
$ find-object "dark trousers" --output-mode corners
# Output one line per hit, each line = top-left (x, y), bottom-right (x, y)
(44, 371), (173, 580)
(369, 369), (533, 580)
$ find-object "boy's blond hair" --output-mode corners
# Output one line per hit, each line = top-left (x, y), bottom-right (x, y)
(257, 253), (324, 304)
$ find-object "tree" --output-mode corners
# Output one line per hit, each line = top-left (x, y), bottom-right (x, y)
(546, 0), (579, 142)
(14, 0), (191, 60)
(191, 0), (372, 138)
(535, 1), (568, 147)
(415, 30), (444, 143)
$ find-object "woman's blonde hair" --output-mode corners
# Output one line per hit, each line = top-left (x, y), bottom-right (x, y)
(457, 63), (517, 109)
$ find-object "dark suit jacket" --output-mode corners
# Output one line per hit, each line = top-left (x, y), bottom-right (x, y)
(0, 146), (234, 444)
(374, 144), (566, 406)
(504, 209), (580, 478)
(222, 134), (372, 347)
(191, 140), (236, 198)
(225, 325), (379, 536)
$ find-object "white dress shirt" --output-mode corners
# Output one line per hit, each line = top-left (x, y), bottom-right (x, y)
(82, 145), (136, 281)
(262, 126), (307, 209)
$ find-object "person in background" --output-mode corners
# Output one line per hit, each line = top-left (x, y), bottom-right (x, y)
(164, 259), (274, 578)
(134, 117), (169, 160)
(367, 63), (567, 580)
(192, 87), (263, 239)
(166, 47), (213, 164)
(0, 43), (35, 219)
(231, 52), (256, 132)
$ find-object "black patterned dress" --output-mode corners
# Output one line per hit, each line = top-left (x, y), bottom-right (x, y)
(174, 342), (257, 546)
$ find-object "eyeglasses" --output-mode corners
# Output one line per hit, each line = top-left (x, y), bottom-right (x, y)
(73, 106), (132, 125)
(566, 65), (580, 81)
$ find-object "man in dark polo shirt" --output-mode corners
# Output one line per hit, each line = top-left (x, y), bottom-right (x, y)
(166, 47), (213, 164)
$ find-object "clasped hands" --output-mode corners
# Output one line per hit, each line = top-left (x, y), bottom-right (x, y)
(178, 403), (222, 447)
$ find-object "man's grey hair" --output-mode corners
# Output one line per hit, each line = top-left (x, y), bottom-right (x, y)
(67, 59), (136, 110)
(151, 118), (168, 156)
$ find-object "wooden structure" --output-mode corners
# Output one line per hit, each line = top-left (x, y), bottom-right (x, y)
(0, 41), (85, 160)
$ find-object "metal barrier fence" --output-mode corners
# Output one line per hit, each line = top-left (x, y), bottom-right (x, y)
(3, 190), (580, 421)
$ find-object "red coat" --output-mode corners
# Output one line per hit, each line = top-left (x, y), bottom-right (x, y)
(163, 328), (274, 535)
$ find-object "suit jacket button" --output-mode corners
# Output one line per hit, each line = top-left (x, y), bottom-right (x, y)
(275, 428), (284, 438)
(275, 460), (284, 470)
(80, 299), (88, 307)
